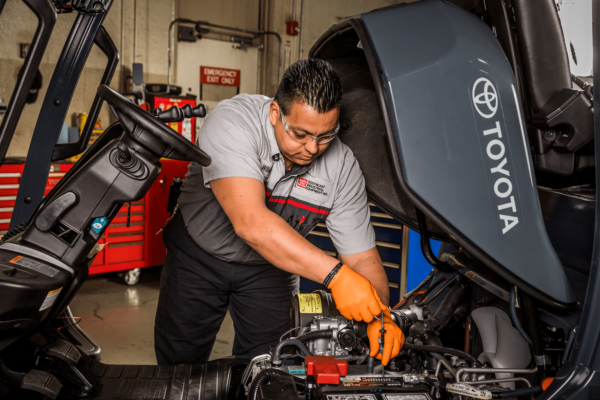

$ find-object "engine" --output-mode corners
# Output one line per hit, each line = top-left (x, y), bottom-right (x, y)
(240, 272), (567, 400)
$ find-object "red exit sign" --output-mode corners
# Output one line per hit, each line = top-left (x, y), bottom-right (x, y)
(200, 66), (240, 87)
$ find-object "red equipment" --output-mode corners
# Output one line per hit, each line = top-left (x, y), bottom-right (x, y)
(305, 356), (348, 385)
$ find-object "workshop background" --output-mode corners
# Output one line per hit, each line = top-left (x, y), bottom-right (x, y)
(0, 0), (437, 365)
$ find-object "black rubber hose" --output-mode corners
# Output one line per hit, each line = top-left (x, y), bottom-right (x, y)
(423, 284), (466, 331)
(491, 385), (542, 399)
(402, 343), (479, 367)
(367, 356), (375, 373)
(0, 358), (25, 384)
(418, 275), (461, 307)
(272, 339), (313, 365)
(510, 287), (533, 346)
(408, 349), (422, 371)
(523, 293), (545, 376)
(248, 368), (304, 400)
(296, 329), (333, 343)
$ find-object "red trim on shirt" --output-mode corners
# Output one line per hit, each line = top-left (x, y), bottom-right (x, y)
(268, 197), (330, 215)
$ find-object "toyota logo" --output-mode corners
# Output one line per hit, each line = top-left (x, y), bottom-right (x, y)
(472, 77), (498, 119)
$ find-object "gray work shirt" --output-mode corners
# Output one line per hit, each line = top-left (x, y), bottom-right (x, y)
(178, 94), (376, 265)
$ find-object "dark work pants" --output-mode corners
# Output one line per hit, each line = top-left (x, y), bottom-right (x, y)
(154, 211), (299, 365)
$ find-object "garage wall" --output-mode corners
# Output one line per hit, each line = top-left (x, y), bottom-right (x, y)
(0, 0), (175, 159)
(172, 0), (261, 108)
(258, 0), (413, 96)
(175, 39), (260, 109)
(0, 0), (413, 158)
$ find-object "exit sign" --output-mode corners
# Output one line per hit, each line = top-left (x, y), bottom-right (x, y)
(200, 66), (240, 87)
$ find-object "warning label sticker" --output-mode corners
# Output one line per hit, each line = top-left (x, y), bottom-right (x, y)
(326, 395), (376, 400)
(40, 287), (62, 311)
(382, 395), (430, 400)
(10, 255), (59, 277)
(298, 293), (322, 314)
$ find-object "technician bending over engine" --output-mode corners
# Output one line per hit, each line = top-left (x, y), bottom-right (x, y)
(154, 59), (404, 365)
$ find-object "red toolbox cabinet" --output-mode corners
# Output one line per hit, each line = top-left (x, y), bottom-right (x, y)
(0, 159), (190, 275)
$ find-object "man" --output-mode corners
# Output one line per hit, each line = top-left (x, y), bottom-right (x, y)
(155, 59), (403, 366)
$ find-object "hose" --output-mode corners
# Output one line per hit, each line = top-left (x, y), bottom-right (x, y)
(271, 339), (313, 366)
(403, 343), (479, 367)
(247, 368), (305, 400)
(335, 353), (369, 363)
(418, 275), (461, 307)
(408, 349), (422, 371)
(510, 286), (533, 346)
(421, 284), (466, 331)
(491, 385), (542, 398)
(296, 329), (333, 343)
(367, 356), (375, 373)
(0, 358), (25, 384)
(431, 352), (456, 378)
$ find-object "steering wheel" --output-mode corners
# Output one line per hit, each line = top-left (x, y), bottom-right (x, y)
(98, 84), (211, 166)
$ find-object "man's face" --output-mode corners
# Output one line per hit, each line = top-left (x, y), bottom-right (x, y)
(269, 101), (340, 169)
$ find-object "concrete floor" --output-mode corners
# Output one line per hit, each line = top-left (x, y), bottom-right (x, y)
(69, 267), (235, 365)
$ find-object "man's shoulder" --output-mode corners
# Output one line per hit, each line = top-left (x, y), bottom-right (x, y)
(320, 138), (358, 167)
(312, 138), (361, 181)
(201, 94), (272, 143)
(213, 94), (272, 116)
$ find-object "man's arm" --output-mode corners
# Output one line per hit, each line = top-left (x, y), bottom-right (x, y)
(210, 176), (339, 283)
(340, 248), (389, 306)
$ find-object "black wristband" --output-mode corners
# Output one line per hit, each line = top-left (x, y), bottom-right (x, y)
(323, 262), (344, 287)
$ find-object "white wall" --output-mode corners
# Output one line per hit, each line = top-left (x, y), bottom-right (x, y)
(175, 39), (260, 104)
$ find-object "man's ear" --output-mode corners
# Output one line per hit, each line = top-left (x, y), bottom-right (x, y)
(269, 101), (279, 126)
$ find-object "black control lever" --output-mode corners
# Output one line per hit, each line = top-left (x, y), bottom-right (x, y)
(154, 104), (206, 123)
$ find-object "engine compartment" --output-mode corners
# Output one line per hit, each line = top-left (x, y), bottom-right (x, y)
(238, 267), (571, 400)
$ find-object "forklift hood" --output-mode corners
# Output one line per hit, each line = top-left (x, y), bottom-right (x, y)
(310, 0), (577, 308)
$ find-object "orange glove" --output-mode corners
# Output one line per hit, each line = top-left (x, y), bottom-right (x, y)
(327, 264), (386, 323)
(367, 309), (405, 366)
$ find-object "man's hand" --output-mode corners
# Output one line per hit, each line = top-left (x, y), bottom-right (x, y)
(327, 265), (386, 322)
(367, 309), (404, 366)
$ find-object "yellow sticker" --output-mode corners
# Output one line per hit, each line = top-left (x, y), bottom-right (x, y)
(298, 293), (322, 314)
(40, 287), (62, 312)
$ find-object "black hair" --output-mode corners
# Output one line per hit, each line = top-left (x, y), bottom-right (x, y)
(274, 59), (343, 116)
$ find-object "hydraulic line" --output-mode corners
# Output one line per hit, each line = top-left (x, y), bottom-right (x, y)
(431, 352), (456, 378)
(456, 367), (538, 383)
(248, 368), (305, 400)
(296, 329), (333, 343)
(510, 286), (533, 346)
(271, 339), (313, 365)
(417, 275), (460, 307)
(523, 293), (545, 375)
(403, 343), (479, 367)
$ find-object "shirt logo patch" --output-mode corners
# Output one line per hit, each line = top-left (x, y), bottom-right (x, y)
(297, 177), (308, 188)
(295, 177), (328, 197)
